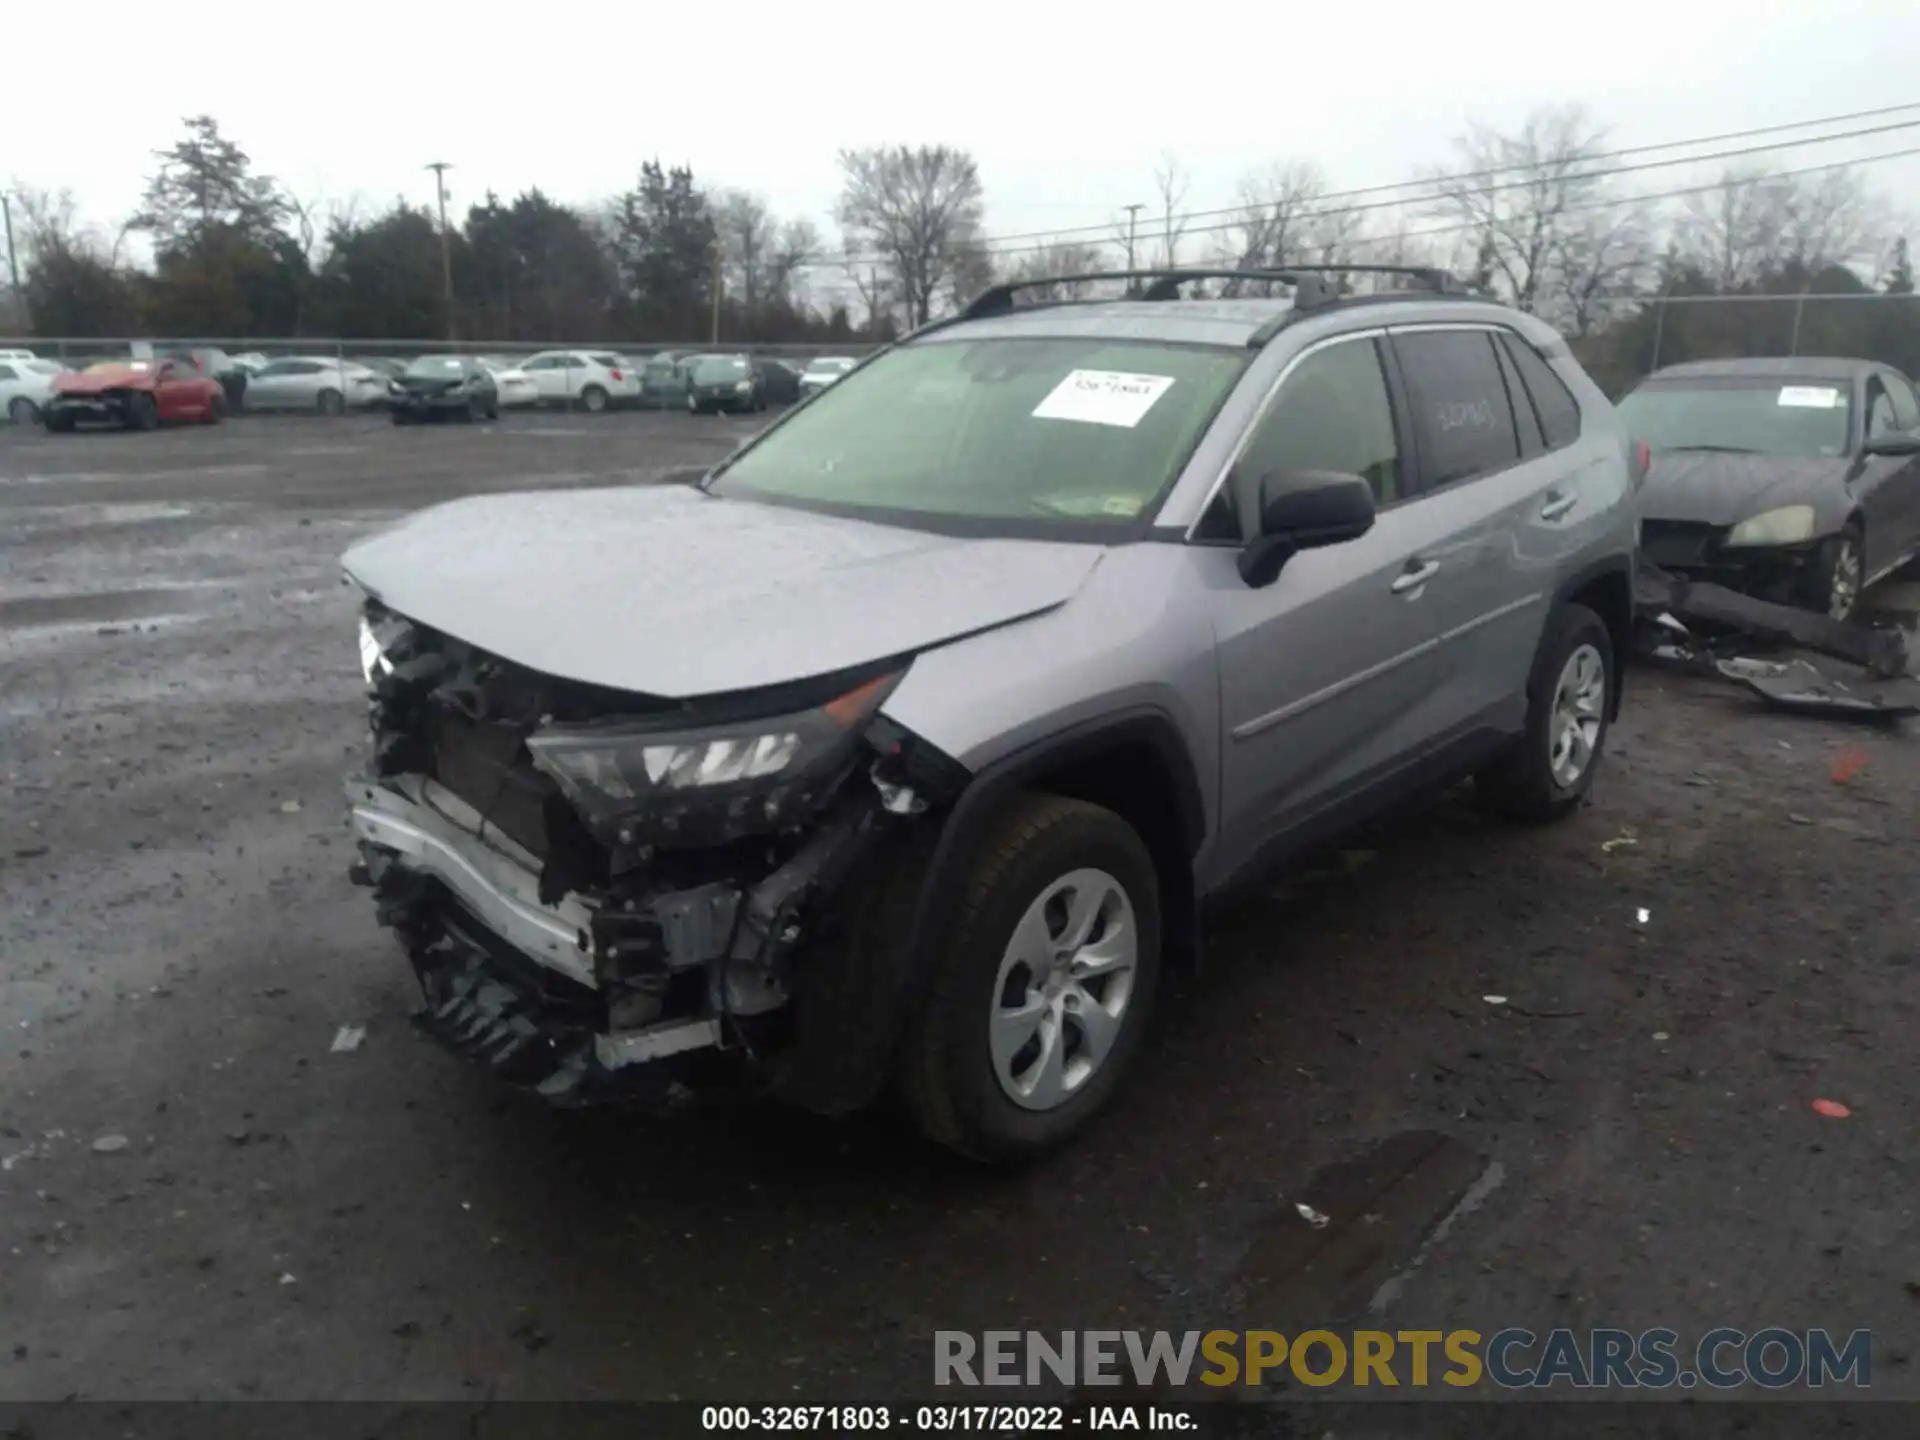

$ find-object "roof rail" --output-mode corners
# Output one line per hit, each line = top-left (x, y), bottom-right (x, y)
(957, 264), (1464, 322)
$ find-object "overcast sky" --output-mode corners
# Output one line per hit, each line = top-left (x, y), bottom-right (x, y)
(11, 0), (1920, 265)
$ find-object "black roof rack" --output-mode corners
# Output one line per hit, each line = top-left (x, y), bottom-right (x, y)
(957, 264), (1464, 323)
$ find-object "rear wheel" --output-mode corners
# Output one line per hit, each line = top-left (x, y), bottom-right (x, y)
(1475, 602), (1615, 823)
(392, 409), (413, 426)
(7, 397), (37, 426)
(581, 384), (609, 415)
(127, 393), (159, 431)
(901, 794), (1162, 1164)
(316, 388), (344, 417)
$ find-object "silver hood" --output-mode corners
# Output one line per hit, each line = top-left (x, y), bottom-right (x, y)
(341, 484), (1105, 698)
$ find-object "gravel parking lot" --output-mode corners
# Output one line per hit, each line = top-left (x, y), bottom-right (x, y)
(3, 412), (1918, 1403)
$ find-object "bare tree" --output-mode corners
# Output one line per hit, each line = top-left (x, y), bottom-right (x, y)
(1006, 241), (1107, 302)
(1423, 104), (1612, 312)
(714, 189), (777, 313)
(1215, 160), (1328, 290)
(1549, 203), (1656, 337)
(1776, 167), (1886, 277)
(1151, 151), (1191, 269)
(1675, 167), (1797, 289)
(835, 144), (985, 327)
(765, 218), (820, 308)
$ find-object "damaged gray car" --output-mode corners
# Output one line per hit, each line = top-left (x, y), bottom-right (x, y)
(1621, 357), (1920, 619)
(342, 266), (1638, 1161)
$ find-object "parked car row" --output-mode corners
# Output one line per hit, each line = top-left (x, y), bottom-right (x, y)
(2, 345), (868, 425)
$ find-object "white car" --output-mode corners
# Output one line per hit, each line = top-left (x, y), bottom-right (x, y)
(518, 350), (642, 412)
(0, 357), (58, 424)
(482, 361), (540, 408)
(245, 357), (389, 413)
(798, 355), (859, 397)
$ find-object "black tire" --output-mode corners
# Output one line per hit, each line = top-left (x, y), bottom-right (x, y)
(486, 402), (499, 422)
(1475, 602), (1615, 824)
(392, 410), (413, 426)
(8, 397), (38, 426)
(45, 410), (75, 434)
(581, 384), (609, 415)
(204, 392), (226, 424)
(901, 793), (1162, 1164)
(316, 388), (344, 417)
(127, 393), (159, 431)
(1802, 520), (1865, 620)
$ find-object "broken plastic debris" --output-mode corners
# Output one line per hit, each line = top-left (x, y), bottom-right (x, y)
(91, 1134), (130, 1154)
(1482, 995), (1509, 1006)
(329, 1024), (366, 1054)
(279, 799), (302, 814)
(1811, 1099), (1851, 1119)
(1652, 1031), (1670, 1042)
(1295, 1202), (1330, 1230)
(1600, 833), (1637, 853)
(279, 1272), (297, 1285)
(1831, 748), (1870, 784)
(1636, 908), (1651, 924)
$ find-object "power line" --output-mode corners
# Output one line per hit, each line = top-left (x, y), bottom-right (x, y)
(829, 103), (1920, 268)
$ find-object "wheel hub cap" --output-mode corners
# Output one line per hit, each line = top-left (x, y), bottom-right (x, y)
(989, 868), (1138, 1113)
(1548, 643), (1606, 789)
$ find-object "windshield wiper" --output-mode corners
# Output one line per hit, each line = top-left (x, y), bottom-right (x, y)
(1663, 444), (1761, 454)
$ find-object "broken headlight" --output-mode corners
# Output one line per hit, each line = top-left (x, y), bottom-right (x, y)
(525, 670), (902, 847)
(358, 614), (396, 684)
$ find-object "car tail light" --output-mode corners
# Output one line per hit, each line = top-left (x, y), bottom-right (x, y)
(608, 368), (624, 381)
(1631, 439), (1651, 485)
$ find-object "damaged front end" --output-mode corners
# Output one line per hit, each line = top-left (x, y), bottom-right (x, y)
(344, 598), (964, 1109)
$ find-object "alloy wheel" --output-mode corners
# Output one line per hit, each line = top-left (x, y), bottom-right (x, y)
(1827, 535), (1862, 619)
(1548, 642), (1606, 789)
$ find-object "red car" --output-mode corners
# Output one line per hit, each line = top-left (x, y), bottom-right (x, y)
(43, 357), (226, 432)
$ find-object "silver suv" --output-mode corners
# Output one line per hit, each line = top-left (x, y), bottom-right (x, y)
(342, 267), (1637, 1161)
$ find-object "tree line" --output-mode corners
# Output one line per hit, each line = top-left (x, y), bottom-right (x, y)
(2, 109), (1914, 391)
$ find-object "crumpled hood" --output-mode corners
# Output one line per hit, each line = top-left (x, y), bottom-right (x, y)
(55, 368), (155, 395)
(1638, 451), (1850, 528)
(341, 484), (1105, 698)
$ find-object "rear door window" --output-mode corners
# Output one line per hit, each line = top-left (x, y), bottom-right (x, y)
(1391, 330), (1521, 489)
(1493, 340), (1544, 458)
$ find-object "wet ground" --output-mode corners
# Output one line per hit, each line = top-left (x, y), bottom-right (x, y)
(2, 413), (1917, 1405)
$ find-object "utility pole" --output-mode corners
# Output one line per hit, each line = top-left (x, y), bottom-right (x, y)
(426, 162), (455, 341)
(0, 192), (19, 321)
(1122, 203), (1144, 270)
(710, 239), (722, 345)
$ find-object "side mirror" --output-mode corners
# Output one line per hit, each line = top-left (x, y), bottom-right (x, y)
(1862, 429), (1920, 458)
(1236, 471), (1376, 588)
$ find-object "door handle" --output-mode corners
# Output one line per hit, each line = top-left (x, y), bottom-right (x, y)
(1391, 559), (1439, 594)
(1540, 490), (1577, 521)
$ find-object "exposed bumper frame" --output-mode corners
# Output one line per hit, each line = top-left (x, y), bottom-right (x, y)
(345, 774), (598, 989)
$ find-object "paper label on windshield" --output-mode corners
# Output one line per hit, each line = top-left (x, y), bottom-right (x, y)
(1032, 370), (1175, 428)
(1778, 385), (1841, 409)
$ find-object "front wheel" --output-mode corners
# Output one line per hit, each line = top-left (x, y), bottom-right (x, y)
(8, 397), (38, 426)
(316, 389), (344, 417)
(127, 393), (159, 431)
(1804, 522), (1864, 620)
(901, 794), (1162, 1164)
(1475, 602), (1615, 824)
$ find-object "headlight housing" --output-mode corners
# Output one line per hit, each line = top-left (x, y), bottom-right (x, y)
(526, 670), (903, 847)
(734, 379), (752, 394)
(357, 614), (396, 684)
(1724, 505), (1817, 548)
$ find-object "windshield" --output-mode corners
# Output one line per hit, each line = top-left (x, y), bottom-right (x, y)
(694, 356), (750, 380)
(712, 336), (1247, 532)
(405, 356), (467, 377)
(1617, 379), (1853, 460)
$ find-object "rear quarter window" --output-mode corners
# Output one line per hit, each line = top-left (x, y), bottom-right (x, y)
(1500, 334), (1583, 449)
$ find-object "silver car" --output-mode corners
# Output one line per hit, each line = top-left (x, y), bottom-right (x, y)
(798, 355), (858, 397)
(341, 267), (1637, 1161)
(246, 356), (388, 414)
